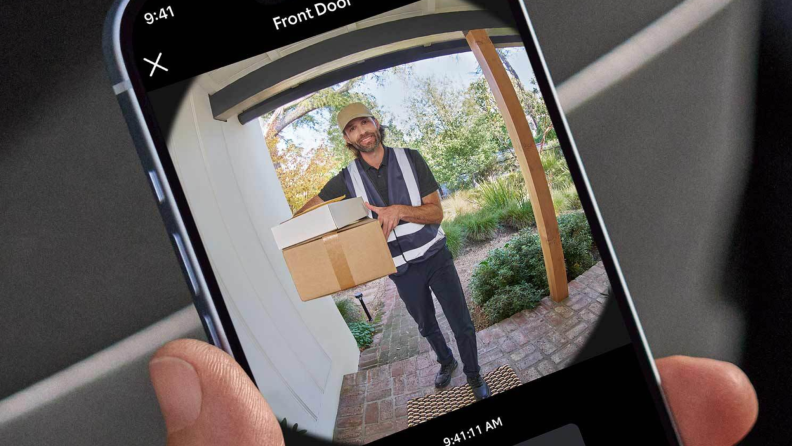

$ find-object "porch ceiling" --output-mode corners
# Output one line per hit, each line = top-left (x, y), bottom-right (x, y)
(200, 0), (519, 122)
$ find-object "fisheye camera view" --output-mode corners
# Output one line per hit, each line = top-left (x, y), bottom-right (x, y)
(149, 1), (619, 443)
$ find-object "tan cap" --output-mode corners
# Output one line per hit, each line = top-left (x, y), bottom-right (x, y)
(337, 103), (375, 133)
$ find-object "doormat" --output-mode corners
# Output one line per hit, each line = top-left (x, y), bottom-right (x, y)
(406, 365), (521, 427)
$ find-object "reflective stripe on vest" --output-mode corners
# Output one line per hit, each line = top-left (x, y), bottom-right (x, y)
(342, 147), (445, 272)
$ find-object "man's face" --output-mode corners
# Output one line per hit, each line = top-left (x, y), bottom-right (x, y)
(343, 117), (381, 154)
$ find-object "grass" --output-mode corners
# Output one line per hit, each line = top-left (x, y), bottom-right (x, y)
(334, 298), (362, 324)
(440, 155), (580, 256)
(441, 219), (465, 257)
(540, 148), (574, 192)
(441, 190), (479, 221)
(455, 211), (499, 242)
(473, 173), (527, 211)
(499, 199), (535, 230)
(551, 185), (582, 213)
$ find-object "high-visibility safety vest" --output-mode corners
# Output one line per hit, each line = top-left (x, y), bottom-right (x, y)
(342, 147), (446, 275)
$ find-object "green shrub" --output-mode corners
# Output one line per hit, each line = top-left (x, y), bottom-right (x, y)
(335, 298), (362, 324)
(441, 219), (465, 257)
(456, 210), (499, 242)
(470, 230), (548, 308)
(474, 174), (527, 211)
(482, 283), (543, 324)
(348, 322), (375, 349)
(557, 212), (595, 279)
(499, 200), (535, 230)
(470, 212), (596, 324)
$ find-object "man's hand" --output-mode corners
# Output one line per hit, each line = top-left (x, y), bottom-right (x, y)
(150, 339), (758, 445)
(363, 192), (444, 240)
(364, 202), (403, 239)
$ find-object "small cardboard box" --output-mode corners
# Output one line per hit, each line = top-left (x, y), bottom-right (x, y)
(271, 197), (368, 250)
(282, 218), (397, 301)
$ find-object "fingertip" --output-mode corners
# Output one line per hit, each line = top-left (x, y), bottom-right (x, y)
(658, 356), (757, 446)
(149, 356), (203, 434)
(149, 339), (285, 446)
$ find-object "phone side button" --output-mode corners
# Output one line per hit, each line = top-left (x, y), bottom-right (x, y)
(173, 233), (199, 295)
(202, 313), (222, 347)
(148, 170), (166, 203)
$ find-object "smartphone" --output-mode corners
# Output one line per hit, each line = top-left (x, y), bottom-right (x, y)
(103, 0), (683, 444)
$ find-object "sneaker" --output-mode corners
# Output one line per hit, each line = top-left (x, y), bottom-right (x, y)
(435, 359), (458, 388)
(467, 374), (491, 401)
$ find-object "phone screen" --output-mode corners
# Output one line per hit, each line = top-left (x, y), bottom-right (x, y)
(108, 0), (681, 444)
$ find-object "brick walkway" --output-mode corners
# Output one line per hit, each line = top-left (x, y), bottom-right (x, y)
(334, 262), (610, 444)
(358, 280), (434, 369)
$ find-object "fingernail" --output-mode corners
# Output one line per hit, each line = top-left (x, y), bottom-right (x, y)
(150, 357), (202, 434)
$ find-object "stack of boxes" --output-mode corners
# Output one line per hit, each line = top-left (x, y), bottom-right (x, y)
(271, 197), (396, 301)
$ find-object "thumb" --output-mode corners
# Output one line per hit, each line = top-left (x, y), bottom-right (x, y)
(149, 339), (285, 446)
(657, 356), (757, 446)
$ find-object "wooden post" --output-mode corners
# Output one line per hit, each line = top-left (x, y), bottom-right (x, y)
(466, 29), (569, 302)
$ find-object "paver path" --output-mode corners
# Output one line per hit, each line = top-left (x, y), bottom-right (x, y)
(334, 262), (611, 444)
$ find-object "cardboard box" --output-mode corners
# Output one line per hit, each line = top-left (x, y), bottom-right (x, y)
(282, 218), (397, 301)
(271, 197), (368, 250)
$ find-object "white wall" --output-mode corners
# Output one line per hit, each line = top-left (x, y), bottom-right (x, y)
(165, 79), (360, 437)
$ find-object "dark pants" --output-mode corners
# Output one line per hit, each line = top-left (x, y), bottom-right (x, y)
(390, 246), (480, 377)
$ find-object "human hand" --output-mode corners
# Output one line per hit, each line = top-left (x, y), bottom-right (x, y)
(656, 356), (757, 445)
(149, 340), (757, 445)
(364, 202), (403, 239)
(149, 340), (284, 446)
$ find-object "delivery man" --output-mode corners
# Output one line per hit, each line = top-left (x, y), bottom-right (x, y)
(296, 103), (491, 400)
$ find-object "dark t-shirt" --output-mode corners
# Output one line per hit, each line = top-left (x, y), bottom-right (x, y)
(318, 147), (439, 205)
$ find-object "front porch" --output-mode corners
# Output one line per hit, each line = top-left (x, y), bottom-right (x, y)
(334, 262), (609, 444)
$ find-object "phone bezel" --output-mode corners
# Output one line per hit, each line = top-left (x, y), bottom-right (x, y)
(103, 0), (684, 443)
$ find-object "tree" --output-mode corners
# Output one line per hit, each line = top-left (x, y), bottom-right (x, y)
(498, 49), (556, 150)
(404, 70), (519, 190)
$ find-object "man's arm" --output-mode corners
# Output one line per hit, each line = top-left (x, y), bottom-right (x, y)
(400, 191), (443, 225)
(364, 191), (443, 238)
(295, 196), (324, 216)
(294, 171), (349, 216)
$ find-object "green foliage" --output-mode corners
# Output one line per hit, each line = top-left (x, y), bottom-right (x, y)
(556, 212), (595, 279)
(335, 298), (362, 324)
(348, 322), (375, 349)
(405, 75), (517, 190)
(482, 283), (543, 324)
(470, 212), (595, 323)
(552, 186), (582, 213)
(455, 211), (499, 242)
(474, 174), (527, 211)
(540, 149), (573, 192)
(470, 231), (548, 308)
(441, 220), (465, 257)
(500, 200), (535, 230)
(540, 147), (580, 214)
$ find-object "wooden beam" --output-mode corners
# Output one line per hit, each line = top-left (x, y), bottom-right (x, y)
(466, 29), (569, 302)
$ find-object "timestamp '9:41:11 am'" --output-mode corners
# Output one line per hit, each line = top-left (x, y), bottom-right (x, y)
(443, 417), (503, 445)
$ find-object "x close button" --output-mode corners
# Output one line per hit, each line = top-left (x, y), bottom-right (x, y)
(143, 52), (169, 77)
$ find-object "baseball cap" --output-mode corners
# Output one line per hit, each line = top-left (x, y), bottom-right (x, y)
(337, 103), (376, 133)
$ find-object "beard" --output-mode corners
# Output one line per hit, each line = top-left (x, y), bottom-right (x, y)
(350, 130), (381, 154)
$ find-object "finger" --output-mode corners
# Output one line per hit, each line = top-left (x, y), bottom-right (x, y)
(382, 220), (390, 238)
(149, 339), (285, 446)
(384, 219), (396, 238)
(364, 202), (380, 212)
(657, 356), (757, 446)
